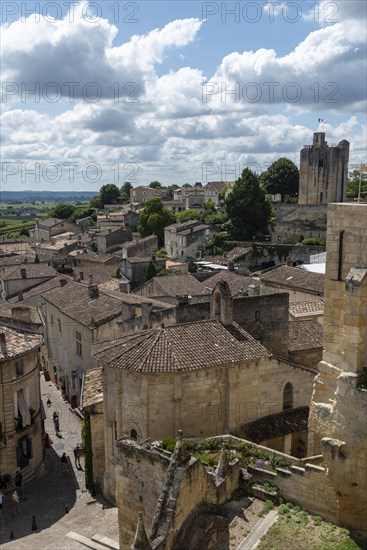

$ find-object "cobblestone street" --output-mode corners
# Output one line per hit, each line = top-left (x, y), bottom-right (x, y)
(0, 374), (118, 549)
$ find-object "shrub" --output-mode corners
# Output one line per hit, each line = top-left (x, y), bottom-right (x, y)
(259, 500), (274, 517)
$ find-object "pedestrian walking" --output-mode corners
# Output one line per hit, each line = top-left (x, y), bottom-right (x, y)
(15, 470), (24, 500)
(61, 453), (68, 473)
(12, 490), (19, 515)
(0, 489), (3, 518)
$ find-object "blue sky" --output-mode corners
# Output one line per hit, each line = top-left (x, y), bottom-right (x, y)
(1, 0), (366, 190)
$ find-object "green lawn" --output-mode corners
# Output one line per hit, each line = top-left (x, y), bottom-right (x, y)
(257, 503), (367, 550)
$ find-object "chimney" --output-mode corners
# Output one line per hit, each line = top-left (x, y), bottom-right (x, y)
(59, 279), (68, 287)
(228, 261), (234, 272)
(88, 284), (99, 299)
(18, 291), (24, 302)
(79, 271), (84, 281)
(286, 257), (292, 266)
(119, 281), (129, 293)
(0, 333), (7, 355)
(11, 306), (32, 323)
(20, 268), (27, 279)
(248, 284), (257, 296)
(141, 302), (153, 329)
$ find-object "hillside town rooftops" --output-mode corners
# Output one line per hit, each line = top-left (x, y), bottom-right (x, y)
(288, 319), (324, 352)
(42, 280), (172, 327)
(0, 325), (43, 360)
(82, 367), (103, 409)
(1, 263), (58, 281)
(260, 265), (325, 295)
(92, 320), (270, 373)
(204, 271), (257, 297)
(289, 298), (324, 319)
(149, 274), (209, 297)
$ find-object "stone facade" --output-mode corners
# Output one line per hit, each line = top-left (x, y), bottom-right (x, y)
(164, 220), (210, 259)
(95, 284), (314, 504)
(96, 228), (131, 254)
(298, 133), (349, 205)
(0, 325), (44, 484)
(271, 203), (327, 243)
(308, 203), (367, 531)
(121, 235), (158, 259)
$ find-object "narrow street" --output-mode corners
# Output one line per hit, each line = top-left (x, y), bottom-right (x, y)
(0, 374), (118, 549)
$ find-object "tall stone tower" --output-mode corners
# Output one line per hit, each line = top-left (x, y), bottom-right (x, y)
(308, 203), (367, 530)
(298, 133), (349, 204)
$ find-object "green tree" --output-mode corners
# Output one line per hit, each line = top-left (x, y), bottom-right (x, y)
(176, 209), (202, 223)
(260, 158), (299, 201)
(121, 182), (133, 203)
(99, 184), (121, 206)
(89, 195), (103, 209)
(137, 198), (175, 245)
(347, 169), (367, 199)
(182, 183), (192, 188)
(145, 261), (158, 281)
(49, 203), (76, 219)
(225, 168), (272, 240)
(149, 181), (162, 189)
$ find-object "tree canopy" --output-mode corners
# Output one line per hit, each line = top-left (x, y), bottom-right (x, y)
(149, 181), (162, 189)
(347, 169), (367, 199)
(49, 202), (76, 219)
(121, 182), (133, 203)
(225, 168), (272, 240)
(137, 198), (175, 245)
(99, 183), (121, 206)
(260, 158), (299, 201)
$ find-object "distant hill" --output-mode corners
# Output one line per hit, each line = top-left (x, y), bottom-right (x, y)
(0, 190), (97, 203)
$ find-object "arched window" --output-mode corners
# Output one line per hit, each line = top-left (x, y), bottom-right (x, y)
(213, 290), (221, 320)
(130, 429), (138, 440)
(283, 382), (293, 410)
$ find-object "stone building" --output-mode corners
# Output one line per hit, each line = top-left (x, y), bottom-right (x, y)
(308, 203), (367, 530)
(260, 264), (324, 302)
(298, 132), (349, 205)
(0, 264), (58, 300)
(92, 282), (315, 503)
(35, 217), (81, 242)
(96, 228), (131, 254)
(164, 220), (210, 259)
(42, 280), (173, 404)
(0, 322), (44, 482)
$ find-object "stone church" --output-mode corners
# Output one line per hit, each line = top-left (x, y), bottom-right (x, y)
(91, 281), (315, 503)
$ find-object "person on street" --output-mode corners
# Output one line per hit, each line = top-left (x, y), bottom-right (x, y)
(61, 453), (68, 473)
(14, 470), (24, 500)
(12, 490), (19, 515)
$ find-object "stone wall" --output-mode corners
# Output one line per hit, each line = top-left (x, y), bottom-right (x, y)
(89, 403), (105, 491)
(176, 293), (290, 356)
(244, 461), (337, 522)
(271, 203), (327, 243)
(115, 436), (241, 550)
(308, 203), (367, 531)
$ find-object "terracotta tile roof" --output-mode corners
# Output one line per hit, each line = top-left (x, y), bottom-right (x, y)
(204, 271), (258, 297)
(152, 274), (209, 297)
(1, 263), (58, 281)
(42, 281), (126, 328)
(82, 367), (103, 409)
(0, 255), (25, 267)
(37, 217), (63, 227)
(260, 265), (325, 295)
(0, 324), (43, 360)
(242, 406), (309, 443)
(288, 320), (323, 352)
(289, 299), (324, 319)
(0, 304), (43, 326)
(72, 264), (118, 284)
(7, 276), (73, 303)
(42, 280), (172, 327)
(92, 320), (270, 373)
